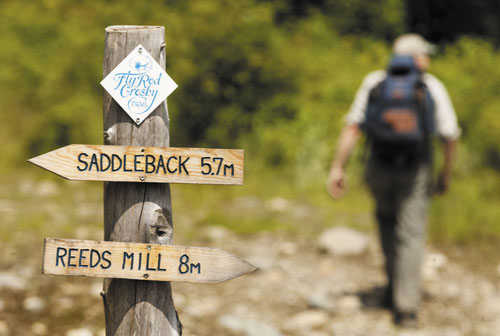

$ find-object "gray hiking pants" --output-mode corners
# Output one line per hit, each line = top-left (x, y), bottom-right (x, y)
(365, 159), (432, 313)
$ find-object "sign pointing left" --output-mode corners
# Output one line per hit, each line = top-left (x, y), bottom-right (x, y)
(28, 144), (244, 185)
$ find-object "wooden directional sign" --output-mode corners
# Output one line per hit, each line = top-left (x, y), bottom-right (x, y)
(43, 238), (257, 283)
(28, 144), (244, 185)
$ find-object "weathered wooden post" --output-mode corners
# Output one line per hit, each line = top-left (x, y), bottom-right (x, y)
(29, 24), (254, 336)
(101, 25), (181, 335)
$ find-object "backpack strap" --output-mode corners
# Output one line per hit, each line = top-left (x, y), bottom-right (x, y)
(414, 80), (435, 160)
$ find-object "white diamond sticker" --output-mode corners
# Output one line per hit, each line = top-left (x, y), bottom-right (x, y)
(100, 44), (178, 125)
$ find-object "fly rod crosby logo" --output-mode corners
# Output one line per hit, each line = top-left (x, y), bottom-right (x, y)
(101, 44), (178, 124)
(113, 63), (161, 116)
(111, 51), (161, 116)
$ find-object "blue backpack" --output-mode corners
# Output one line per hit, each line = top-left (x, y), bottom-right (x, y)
(362, 55), (435, 166)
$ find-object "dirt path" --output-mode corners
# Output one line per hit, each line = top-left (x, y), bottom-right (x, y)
(1, 180), (499, 335)
(174, 227), (500, 336)
(1, 225), (499, 335)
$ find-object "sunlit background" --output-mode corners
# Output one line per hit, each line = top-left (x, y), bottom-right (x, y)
(1, 1), (500, 335)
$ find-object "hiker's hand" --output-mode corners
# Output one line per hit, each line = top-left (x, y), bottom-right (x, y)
(435, 171), (450, 195)
(327, 167), (347, 199)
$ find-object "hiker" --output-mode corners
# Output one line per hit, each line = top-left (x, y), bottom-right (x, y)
(326, 34), (460, 327)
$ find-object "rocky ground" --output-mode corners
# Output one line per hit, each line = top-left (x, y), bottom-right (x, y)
(174, 226), (500, 336)
(1, 180), (500, 335)
(1, 224), (500, 335)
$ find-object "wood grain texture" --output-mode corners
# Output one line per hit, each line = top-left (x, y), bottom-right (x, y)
(28, 144), (244, 184)
(43, 238), (257, 283)
(102, 25), (180, 336)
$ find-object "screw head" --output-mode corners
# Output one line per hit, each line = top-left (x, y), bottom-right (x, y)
(140, 175), (146, 181)
(143, 274), (149, 279)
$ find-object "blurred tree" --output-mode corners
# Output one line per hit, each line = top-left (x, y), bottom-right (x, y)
(168, 3), (298, 147)
(159, 1), (300, 147)
(1, 0), (499, 178)
(271, 0), (500, 45)
(406, 0), (500, 44)
(271, 0), (406, 41)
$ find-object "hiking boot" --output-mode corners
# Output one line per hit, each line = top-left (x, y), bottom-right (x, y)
(394, 311), (418, 328)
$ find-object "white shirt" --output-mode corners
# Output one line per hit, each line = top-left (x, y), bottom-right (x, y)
(345, 70), (461, 140)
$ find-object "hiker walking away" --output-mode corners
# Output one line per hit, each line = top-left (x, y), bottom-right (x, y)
(327, 34), (460, 328)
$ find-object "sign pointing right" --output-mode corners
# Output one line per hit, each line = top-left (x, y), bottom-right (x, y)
(43, 238), (258, 284)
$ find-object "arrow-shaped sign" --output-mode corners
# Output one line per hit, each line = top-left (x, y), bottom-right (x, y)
(43, 238), (257, 283)
(28, 144), (244, 185)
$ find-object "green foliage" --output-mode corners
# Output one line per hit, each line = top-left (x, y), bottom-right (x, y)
(323, 0), (405, 40)
(166, 1), (298, 147)
(430, 169), (500, 244)
(432, 38), (500, 172)
(406, 0), (500, 44)
(0, 0), (103, 169)
(1, 0), (500, 245)
(273, 0), (405, 41)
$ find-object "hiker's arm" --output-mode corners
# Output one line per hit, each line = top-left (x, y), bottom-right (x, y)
(436, 139), (457, 195)
(327, 124), (361, 199)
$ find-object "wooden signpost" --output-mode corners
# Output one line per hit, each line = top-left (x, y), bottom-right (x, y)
(28, 26), (255, 335)
(29, 144), (244, 185)
(43, 238), (257, 283)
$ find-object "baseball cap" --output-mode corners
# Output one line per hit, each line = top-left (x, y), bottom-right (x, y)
(392, 34), (437, 56)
